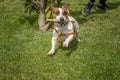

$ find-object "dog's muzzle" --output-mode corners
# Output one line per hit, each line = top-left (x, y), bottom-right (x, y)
(60, 17), (64, 22)
(57, 18), (68, 27)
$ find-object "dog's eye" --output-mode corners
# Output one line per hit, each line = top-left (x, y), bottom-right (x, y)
(63, 11), (67, 15)
(54, 11), (59, 15)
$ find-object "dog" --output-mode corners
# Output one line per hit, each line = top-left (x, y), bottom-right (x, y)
(48, 4), (80, 56)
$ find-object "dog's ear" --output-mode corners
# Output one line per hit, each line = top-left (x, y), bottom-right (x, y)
(67, 9), (70, 16)
(62, 3), (67, 9)
(62, 3), (70, 16)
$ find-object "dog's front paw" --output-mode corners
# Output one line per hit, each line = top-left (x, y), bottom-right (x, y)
(48, 50), (54, 56)
(62, 42), (68, 48)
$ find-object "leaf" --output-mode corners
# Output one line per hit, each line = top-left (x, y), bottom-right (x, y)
(45, 5), (50, 13)
(46, 10), (52, 19)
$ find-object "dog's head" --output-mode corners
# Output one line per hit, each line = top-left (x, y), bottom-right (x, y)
(50, 4), (70, 26)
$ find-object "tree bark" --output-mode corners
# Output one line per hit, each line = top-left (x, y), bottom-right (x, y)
(38, 0), (48, 31)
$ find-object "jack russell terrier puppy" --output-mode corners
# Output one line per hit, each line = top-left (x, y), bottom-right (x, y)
(48, 4), (80, 56)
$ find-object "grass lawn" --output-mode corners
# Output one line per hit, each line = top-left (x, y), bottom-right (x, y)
(0, 0), (120, 80)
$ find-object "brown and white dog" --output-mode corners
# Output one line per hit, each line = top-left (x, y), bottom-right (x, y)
(48, 4), (80, 56)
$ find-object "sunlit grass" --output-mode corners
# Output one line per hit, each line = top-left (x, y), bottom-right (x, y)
(0, 0), (120, 80)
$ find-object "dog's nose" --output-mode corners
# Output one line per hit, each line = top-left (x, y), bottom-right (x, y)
(60, 17), (64, 21)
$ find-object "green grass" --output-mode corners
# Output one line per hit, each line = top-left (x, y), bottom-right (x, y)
(0, 0), (120, 80)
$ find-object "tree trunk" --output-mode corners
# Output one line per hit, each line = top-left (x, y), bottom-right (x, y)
(38, 0), (48, 31)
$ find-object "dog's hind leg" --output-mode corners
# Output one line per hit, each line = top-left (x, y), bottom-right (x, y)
(76, 32), (81, 42)
(73, 22), (81, 42)
(72, 19), (81, 42)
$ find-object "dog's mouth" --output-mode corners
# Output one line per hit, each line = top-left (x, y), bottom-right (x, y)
(58, 21), (65, 26)
(57, 19), (68, 27)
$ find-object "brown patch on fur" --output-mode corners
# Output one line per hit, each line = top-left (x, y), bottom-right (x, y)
(52, 8), (59, 18)
(50, 5), (59, 18)
(50, 4), (70, 19)
(62, 4), (70, 17)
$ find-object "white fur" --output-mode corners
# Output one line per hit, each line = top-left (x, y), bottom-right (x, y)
(48, 10), (80, 56)
(56, 8), (66, 22)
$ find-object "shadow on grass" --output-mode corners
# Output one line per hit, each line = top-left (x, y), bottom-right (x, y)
(92, 1), (120, 15)
(56, 38), (79, 56)
(107, 1), (120, 10)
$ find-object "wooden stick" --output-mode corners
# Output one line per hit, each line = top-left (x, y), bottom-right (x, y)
(46, 19), (74, 23)
(46, 19), (58, 22)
